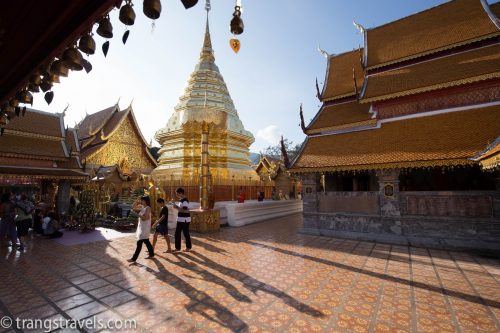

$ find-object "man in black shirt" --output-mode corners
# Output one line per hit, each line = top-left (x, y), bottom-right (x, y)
(151, 198), (172, 253)
(172, 187), (192, 252)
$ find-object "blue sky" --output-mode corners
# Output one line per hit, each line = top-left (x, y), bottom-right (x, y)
(33, 0), (477, 152)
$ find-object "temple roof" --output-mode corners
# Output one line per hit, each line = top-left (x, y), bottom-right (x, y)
(5, 108), (63, 138)
(291, 104), (500, 172)
(65, 128), (80, 154)
(78, 104), (118, 140)
(321, 49), (365, 102)
(0, 166), (87, 179)
(365, 0), (500, 69)
(79, 105), (157, 166)
(362, 43), (500, 103)
(306, 101), (373, 134)
(0, 135), (67, 160)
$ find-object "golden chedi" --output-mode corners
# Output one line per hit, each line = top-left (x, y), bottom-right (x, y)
(153, 15), (258, 183)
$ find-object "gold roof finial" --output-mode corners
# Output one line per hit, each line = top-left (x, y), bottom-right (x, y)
(200, 0), (214, 62)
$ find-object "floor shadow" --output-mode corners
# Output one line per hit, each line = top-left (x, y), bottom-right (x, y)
(190, 238), (229, 255)
(156, 253), (252, 303)
(246, 240), (500, 309)
(137, 257), (249, 332)
(178, 251), (325, 318)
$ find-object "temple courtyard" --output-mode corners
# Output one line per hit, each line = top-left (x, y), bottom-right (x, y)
(0, 214), (499, 333)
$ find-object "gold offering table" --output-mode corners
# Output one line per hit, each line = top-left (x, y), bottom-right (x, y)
(190, 208), (220, 233)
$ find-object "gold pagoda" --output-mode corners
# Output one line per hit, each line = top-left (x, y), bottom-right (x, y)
(153, 9), (258, 183)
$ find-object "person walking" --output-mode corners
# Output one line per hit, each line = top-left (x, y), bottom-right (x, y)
(128, 196), (154, 263)
(0, 192), (17, 249)
(14, 194), (34, 251)
(172, 188), (192, 252)
(151, 198), (172, 253)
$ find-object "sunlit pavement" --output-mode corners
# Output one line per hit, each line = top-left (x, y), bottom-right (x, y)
(0, 213), (499, 333)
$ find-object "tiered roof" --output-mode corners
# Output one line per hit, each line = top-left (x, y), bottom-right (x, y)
(292, 0), (500, 173)
(362, 43), (500, 103)
(0, 109), (86, 179)
(306, 101), (373, 135)
(79, 105), (157, 168)
(365, 0), (500, 69)
(293, 105), (500, 172)
(321, 49), (364, 102)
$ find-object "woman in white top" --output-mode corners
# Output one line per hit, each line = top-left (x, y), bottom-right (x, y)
(127, 196), (154, 263)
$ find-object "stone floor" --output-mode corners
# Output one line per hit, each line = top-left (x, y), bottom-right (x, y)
(0, 213), (499, 333)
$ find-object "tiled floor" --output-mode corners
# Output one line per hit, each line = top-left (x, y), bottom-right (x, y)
(0, 213), (499, 333)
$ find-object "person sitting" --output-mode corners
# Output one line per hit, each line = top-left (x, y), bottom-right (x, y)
(42, 212), (63, 238)
(237, 187), (246, 203)
(33, 209), (44, 235)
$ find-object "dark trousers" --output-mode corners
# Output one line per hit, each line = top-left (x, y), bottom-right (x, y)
(174, 222), (191, 250)
(132, 239), (154, 261)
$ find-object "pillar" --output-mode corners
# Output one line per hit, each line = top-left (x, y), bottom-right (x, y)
(376, 169), (401, 216)
(200, 122), (210, 209)
(56, 180), (71, 215)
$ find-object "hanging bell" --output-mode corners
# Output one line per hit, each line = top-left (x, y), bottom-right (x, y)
(50, 60), (69, 77)
(143, 0), (161, 19)
(29, 73), (42, 86)
(44, 73), (60, 84)
(62, 47), (83, 71)
(78, 33), (96, 55)
(97, 16), (113, 38)
(180, 0), (198, 9)
(230, 6), (244, 35)
(9, 99), (19, 108)
(17, 90), (33, 104)
(40, 79), (53, 92)
(28, 83), (40, 93)
(119, 1), (136, 25)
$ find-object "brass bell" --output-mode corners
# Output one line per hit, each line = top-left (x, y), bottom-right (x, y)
(230, 6), (244, 35)
(44, 73), (60, 84)
(143, 0), (161, 19)
(30, 73), (42, 86)
(78, 33), (96, 55)
(9, 99), (19, 107)
(17, 90), (33, 104)
(119, 1), (136, 26)
(62, 47), (83, 71)
(50, 60), (69, 77)
(28, 83), (40, 93)
(40, 79), (53, 92)
(97, 16), (113, 38)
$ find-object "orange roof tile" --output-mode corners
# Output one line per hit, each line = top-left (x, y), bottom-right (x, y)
(64, 128), (80, 153)
(0, 166), (87, 179)
(101, 109), (129, 139)
(78, 104), (117, 139)
(0, 134), (66, 160)
(6, 109), (63, 137)
(307, 101), (373, 134)
(366, 0), (500, 69)
(362, 44), (500, 103)
(322, 49), (364, 101)
(291, 105), (500, 172)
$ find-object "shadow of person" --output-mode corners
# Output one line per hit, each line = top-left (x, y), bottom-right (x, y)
(134, 255), (249, 332)
(158, 253), (252, 303)
(179, 251), (325, 318)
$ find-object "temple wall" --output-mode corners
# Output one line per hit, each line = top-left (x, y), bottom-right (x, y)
(301, 175), (500, 251)
(318, 192), (379, 214)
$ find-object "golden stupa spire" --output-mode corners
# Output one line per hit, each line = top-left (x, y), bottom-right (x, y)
(200, 0), (214, 63)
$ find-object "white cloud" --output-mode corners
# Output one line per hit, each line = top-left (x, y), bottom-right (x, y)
(256, 125), (281, 145)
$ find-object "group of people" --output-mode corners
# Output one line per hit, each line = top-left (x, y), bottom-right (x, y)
(127, 187), (192, 263)
(0, 192), (64, 251)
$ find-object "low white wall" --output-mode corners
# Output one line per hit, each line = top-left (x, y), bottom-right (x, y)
(164, 200), (303, 228)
